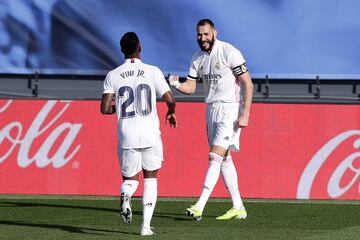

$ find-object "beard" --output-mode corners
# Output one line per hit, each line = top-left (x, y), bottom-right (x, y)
(197, 36), (215, 52)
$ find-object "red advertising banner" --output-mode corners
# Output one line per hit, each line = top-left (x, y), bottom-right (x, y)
(0, 100), (359, 200)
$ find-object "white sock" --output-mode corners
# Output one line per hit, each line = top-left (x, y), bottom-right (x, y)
(142, 178), (157, 228)
(195, 153), (222, 212)
(221, 158), (245, 210)
(121, 180), (139, 197)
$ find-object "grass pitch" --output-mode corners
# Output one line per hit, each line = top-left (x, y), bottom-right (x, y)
(0, 195), (359, 240)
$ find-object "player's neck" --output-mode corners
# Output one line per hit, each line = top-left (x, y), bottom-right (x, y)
(125, 52), (141, 59)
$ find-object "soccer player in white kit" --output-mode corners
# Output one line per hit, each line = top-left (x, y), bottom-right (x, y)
(169, 19), (253, 220)
(101, 32), (177, 235)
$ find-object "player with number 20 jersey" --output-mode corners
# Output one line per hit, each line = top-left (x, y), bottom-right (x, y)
(101, 32), (176, 236)
(103, 59), (170, 149)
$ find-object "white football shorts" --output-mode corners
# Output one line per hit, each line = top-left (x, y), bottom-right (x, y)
(118, 135), (163, 177)
(206, 102), (242, 152)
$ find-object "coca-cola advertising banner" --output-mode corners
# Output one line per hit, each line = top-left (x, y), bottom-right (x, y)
(0, 100), (359, 200)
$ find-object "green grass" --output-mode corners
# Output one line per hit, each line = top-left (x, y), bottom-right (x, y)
(0, 196), (360, 240)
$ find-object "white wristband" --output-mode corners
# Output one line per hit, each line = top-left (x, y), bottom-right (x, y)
(168, 75), (181, 89)
(173, 80), (181, 89)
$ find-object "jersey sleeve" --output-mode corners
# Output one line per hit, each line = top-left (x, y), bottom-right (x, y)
(228, 47), (248, 76)
(103, 72), (114, 94)
(187, 55), (199, 81)
(154, 67), (171, 97)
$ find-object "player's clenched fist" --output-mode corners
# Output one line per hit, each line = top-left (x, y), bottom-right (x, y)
(168, 75), (181, 89)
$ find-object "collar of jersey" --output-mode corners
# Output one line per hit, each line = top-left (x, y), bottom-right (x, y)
(124, 58), (142, 64)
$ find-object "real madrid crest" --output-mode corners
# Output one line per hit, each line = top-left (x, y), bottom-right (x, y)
(240, 63), (248, 73)
(214, 60), (220, 70)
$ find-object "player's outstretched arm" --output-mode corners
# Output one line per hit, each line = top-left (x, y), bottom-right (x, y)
(100, 93), (116, 114)
(168, 75), (196, 95)
(162, 91), (177, 128)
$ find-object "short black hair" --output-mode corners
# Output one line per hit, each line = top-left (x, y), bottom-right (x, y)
(120, 32), (139, 55)
(197, 19), (215, 28)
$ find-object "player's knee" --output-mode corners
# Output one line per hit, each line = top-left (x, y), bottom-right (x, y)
(209, 152), (223, 163)
(210, 144), (228, 156)
(143, 169), (158, 178)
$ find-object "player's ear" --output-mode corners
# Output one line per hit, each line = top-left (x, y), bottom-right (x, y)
(214, 30), (217, 38)
(138, 44), (142, 53)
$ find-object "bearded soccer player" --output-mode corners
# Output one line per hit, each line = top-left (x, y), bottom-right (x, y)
(101, 32), (177, 235)
(169, 19), (253, 221)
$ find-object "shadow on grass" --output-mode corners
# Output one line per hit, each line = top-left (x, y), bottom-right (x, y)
(1, 201), (119, 213)
(153, 211), (191, 221)
(0, 220), (138, 236)
(1, 200), (226, 223)
(0, 201), (192, 222)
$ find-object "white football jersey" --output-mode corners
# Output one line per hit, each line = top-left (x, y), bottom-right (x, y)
(103, 58), (170, 149)
(188, 39), (247, 104)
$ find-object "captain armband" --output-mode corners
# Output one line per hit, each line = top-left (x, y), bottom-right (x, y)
(232, 63), (248, 76)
